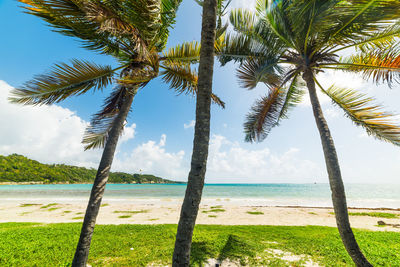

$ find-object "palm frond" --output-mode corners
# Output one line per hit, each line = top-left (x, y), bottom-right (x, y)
(236, 57), (282, 89)
(279, 73), (305, 120)
(320, 0), (400, 48)
(320, 85), (400, 146)
(18, 0), (129, 57)
(162, 41), (201, 64)
(244, 87), (286, 143)
(337, 44), (400, 86)
(9, 60), (115, 105)
(156, 0), (183, 49)
(82, 86), (131, 150)
(160, 63), (225, 108)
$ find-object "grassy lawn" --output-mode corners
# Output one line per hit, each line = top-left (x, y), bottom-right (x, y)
(0, 223), (399, 266)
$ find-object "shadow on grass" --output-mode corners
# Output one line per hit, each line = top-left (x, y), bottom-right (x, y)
(190, 234), (257, 266)
(190, 241), (214, 267)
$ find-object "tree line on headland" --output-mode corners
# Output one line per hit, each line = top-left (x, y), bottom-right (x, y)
(0, 154), (179, 184)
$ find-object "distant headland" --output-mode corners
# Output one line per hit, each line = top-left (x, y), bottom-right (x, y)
(0, 154), (183, 184)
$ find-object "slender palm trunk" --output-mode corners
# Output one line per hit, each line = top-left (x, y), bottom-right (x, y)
(172, 0), (217, 265)
(72, 88), (136, 267)
(303, 69), (372, 267)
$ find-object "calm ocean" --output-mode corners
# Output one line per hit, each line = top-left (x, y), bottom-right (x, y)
(1, 183), (399, 208)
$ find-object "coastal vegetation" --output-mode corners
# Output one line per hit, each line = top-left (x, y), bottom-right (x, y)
(0, 154), (177, 184)
(1, 223), (399, 266)
(221, 0), (400, 265)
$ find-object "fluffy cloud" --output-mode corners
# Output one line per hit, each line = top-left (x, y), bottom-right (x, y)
(113, 134), (187, 179)
(0, 80), (102, 167)
(206, 135), (324, 183)
(183, 120), (195, 129)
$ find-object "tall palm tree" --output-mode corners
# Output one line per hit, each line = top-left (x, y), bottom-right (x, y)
(220, 0), (400, 266)
(10, 0), (224, 266)
(171, 0), (233, 265)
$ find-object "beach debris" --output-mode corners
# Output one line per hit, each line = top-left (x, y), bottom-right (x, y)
(377, 220), (400, 228)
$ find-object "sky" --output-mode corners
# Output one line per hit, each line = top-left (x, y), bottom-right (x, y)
(0, 0), (399, 184)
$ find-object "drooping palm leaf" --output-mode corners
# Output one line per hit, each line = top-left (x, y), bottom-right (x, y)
(278, 73), (304, 120)
(320, 85), (400, 146)
(160, 63), (225, 108)
(82, 86), (130, 150)
(236, 57), (282, 89)
(244, 87), (286, 143)
(9, 60), (116, 105)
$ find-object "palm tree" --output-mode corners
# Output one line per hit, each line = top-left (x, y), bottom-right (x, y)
(171, 0), (233, 265)
(10, 0), (224, 266)
(220, 0), (400, 266)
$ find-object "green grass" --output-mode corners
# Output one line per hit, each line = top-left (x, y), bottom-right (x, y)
(208, 215), (217, 218)
(330, 211), (399, 219)
(40, 203), (59, 209)
(19, 204), (42, 207)
(113, 210), (148, 214)
(101, 204), (109, 207)
(118, 215), (132, 219)
(0, 223), (399, 266)
(72, 217), (84, 220)
(202, 208), (226, 214)
(247, 211), (264, 215)
(349, 212), (399, 219)
(47, 207), (60, 212)
(63, 211), (72, 214)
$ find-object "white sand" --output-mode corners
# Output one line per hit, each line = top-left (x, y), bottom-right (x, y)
(1, 198), (400, 231)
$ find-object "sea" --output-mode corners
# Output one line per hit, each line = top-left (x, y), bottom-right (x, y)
(1, 183), (400, 209)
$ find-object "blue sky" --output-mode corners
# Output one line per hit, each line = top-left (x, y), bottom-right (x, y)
(0, 0), (399, 183)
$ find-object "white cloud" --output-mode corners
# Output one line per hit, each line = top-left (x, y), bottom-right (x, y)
(324, 107), (340, 118)
(0, 80), (101, 168)
(113, 134), (187, 180)
(120, 123), (136, 144)
(206, 135), (324, 183)
(184, 120), (195, 129)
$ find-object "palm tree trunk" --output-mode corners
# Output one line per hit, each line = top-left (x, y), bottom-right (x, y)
(172, 0), (217, 265)
(303, 69), (372, 267)
(72, 88), (136, 267)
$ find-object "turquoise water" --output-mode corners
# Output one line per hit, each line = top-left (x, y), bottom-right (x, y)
(1, 183), (400, 208)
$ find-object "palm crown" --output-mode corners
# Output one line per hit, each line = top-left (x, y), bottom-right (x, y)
(10, 0), (224, 150)
(221, 0), (400, 144)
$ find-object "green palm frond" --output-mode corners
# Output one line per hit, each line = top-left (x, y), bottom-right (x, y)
(9, 60), (116, 105)
(161, 63), (198, 95)
(244, 87), (286, 143)
(279, 74), (304, 120)
(321, 85), (400, 146)
(160, 63), (225, 108)
(331, 21), (400, 53)
(162, 41), (201, 64)
(156, 0), (183, 50)
(82, 86), (130, 150)
(335, 44), (400, 86)
(236, 58), (282, 89)
(18, 0), (128, 57)
(320, 0), (400, 48)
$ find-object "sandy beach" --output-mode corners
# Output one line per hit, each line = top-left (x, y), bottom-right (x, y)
(1, 198), (399, 232)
